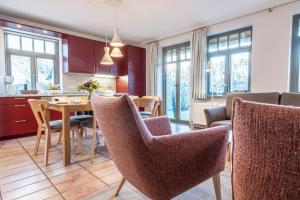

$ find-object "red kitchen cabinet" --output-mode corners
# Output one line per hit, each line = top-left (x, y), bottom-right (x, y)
(116, 45), (146, 96)
(0, 97), (40, 139)
(63, 35), (95, 73)
(94, 41), (123, 76)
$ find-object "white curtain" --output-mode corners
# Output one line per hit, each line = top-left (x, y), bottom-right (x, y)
(146, 42), (158, 96)
(191, 28), (207, 99)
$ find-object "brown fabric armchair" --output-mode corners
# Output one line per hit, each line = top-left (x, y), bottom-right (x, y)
(232, 98), (300, 200)
(204, 92), (280, 128)
(91, 95), (229, 200)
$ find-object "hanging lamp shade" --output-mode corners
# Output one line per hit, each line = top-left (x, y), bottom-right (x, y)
(110, 28), (124, 47)
(101, 47), (114, 65)
(110, 47), (123, 57)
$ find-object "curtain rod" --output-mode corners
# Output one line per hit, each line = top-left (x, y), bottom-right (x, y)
(145, 0), (298, 45)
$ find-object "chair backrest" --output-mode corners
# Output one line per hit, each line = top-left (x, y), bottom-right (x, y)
(28, 99), (50, 129)
(133, 98), (158, 116)
(232, 98), (300, 200)
(226, 92), (280, 119)
(280, 92), (300, 107)
(91, 95), (153, 181)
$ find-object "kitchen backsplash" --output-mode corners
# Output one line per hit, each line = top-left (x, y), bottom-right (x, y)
(63, 73), (116, 93)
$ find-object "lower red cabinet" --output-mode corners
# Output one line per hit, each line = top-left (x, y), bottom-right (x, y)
(0, 97), (40, 139)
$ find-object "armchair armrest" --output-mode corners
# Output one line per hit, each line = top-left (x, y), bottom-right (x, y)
(144, 116), (172, 136)
(204, 106), (226, 127)
(151, 126), (229, 173)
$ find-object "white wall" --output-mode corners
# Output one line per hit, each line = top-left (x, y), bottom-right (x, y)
(155, 1), (300, 123)
(157, 1), (300, 94)
(207, 1), (300, 92)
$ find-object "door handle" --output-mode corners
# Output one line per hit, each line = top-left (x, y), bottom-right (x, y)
(15, 120), (26, 123)
(14, 105), (26, 108)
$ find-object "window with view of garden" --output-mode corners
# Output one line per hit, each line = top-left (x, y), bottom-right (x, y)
(207, 27), (252, 96)
(4, 31), (60, 92)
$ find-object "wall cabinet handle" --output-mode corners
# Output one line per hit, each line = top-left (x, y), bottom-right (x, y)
(15, 120), (26, 123)
(13, 98), (26, 100)
(14, 105), (26, 108)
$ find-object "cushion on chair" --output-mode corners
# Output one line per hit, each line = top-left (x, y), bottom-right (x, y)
(232, 98), (300, 200)
(70, 114), (93, 121)
(139, 111), (151, 119)
(210, 120), (231, 128)
(42, 119), (81, 129)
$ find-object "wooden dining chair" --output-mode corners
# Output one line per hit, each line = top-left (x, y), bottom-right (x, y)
(133, 98), (158, 118)
(28, 99), (83, 166)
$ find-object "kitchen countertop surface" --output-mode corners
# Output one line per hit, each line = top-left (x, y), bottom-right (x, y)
(0, 93), (87, 97)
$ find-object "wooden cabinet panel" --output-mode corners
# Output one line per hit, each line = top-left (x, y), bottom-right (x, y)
(0, 97), (40, 139)
(63, 35), (95, 73)
(0, 119), (37, 137)
(116, 45), (146, 96)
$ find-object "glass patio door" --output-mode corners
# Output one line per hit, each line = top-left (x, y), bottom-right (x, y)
(164, 43), (191, 122)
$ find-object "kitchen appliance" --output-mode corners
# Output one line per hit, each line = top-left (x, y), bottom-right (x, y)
(4, 76), (15, 94)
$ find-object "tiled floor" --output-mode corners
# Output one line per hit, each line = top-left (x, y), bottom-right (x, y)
(0, 123), (231, 200)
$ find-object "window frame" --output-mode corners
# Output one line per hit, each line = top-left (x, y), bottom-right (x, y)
(207, 26), (252, 96)
(4, 30), (60, 91)
(290, 14), (300, 92)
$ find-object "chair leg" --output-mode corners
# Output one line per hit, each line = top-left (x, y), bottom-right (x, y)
(213, 173), (221, 200)
(114, 176), (126, 197)
(90, 117), (97, 162)
(84, 127), (88, 138)
(34, 127), (42, 156)
(57, 131), (62, 145)
(76, 127), (84, 154)
(44, 130), (50, 166)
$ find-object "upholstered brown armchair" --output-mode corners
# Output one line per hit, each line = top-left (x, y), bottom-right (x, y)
(91, 95), (229, 200)
(232, 98), (300, 200)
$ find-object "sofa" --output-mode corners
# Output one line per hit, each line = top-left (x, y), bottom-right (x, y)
(204, 92), (300, 128)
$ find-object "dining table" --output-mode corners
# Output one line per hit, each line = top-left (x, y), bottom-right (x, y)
(48, 101), (93, 166)
(47, 97), (164, 167)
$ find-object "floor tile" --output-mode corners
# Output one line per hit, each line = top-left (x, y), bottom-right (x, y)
(61, 179), (108, 200)
(1, 180), (52, 200)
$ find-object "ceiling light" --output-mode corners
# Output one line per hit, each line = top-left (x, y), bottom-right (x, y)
(16, 24), (22, 28)
(101, 47), (114, 65)
(110, 47), (123, 57)
(100, 2), (114, 66)
(43, 30), (48, 34)
(110, 28), (124, 47)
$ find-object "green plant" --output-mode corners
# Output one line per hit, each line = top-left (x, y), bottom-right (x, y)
(77, 79), (102, 100)
(48, 85), (60, 90)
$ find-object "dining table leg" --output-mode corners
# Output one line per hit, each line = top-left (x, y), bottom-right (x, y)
(62, 107), (71, 166)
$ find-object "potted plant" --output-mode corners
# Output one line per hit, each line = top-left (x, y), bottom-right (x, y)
(48, 85), (61, 94)
(77, 79), (102, 100)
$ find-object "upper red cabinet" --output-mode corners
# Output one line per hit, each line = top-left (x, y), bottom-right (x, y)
(118, 45), (146, 96)
(94, 41), (120, 76)
(63, 35), (95, 73)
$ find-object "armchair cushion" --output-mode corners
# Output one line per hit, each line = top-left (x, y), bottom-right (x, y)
(210, 120), (231, 128)
(204, 106), (226, 127)
(143, 116), (172, 136)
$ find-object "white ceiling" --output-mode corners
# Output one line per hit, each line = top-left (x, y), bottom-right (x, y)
(0, 0), (293, 44)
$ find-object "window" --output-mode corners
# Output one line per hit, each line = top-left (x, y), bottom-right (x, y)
(163, 42), (191, 122)
(207, 27), (252, 96)
(290, 14), (300, 92)
(4, 31), (59, 92)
